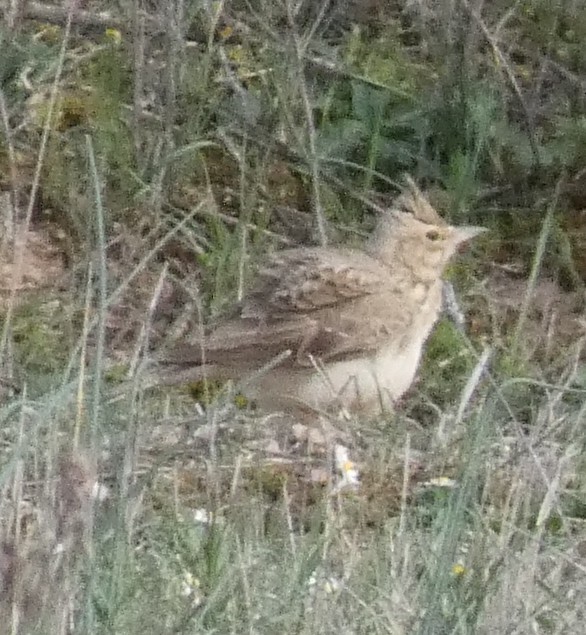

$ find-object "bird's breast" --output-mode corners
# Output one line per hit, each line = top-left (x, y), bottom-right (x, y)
(299, 339), (423, 413)
(295, 284), (443, 414)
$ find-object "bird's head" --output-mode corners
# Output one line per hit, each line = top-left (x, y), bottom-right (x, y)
(370, 177), (486, 281)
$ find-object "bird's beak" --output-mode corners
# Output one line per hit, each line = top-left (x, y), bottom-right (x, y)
(453, 226), (487, 245)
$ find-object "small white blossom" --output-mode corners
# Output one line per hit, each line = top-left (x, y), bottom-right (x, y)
(332, 444), (360, 493)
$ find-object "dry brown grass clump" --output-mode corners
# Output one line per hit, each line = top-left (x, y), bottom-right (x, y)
(0, 450), (98, 634)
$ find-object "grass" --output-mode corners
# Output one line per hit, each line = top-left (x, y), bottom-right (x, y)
(1, 0), (586, 633)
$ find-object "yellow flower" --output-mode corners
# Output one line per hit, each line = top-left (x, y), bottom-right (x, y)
(218, 25), (234, 40)
(233, 392), (249, 409)
(451, 563), (466, 577)
(104, 28), (122, 46)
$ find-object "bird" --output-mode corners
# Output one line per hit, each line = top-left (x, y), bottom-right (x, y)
(150, 177), (485, 416)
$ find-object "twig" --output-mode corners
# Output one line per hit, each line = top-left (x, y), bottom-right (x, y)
(22, 1), (162, 35)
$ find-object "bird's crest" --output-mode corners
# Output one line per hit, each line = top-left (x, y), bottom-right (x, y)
(395, 175), (446, 226)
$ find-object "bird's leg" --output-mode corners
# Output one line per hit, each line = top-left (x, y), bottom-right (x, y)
(332, 373), (362, 411)
(294, 319), (321, 366)
(442, 280), (465, 332)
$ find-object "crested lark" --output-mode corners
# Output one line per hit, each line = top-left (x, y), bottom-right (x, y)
(154, 178), (485, 415)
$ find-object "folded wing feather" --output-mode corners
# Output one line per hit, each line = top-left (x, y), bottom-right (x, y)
(159, 247), (411, 371)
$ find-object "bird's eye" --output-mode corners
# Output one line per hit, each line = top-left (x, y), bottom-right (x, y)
(426, 229), (441, 241)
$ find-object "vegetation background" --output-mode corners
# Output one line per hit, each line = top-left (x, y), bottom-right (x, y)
(1, 0), (586, 632)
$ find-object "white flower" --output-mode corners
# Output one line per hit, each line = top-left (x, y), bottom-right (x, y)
(332, 444), (360, 493)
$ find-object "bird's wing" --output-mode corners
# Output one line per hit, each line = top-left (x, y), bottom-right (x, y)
(239, 247), (401, 365)
(160, 248), (414, 369)
(241, 247), (386, 318)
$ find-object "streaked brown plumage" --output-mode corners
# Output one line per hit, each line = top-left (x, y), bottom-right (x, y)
(152, 177), (485, 414)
